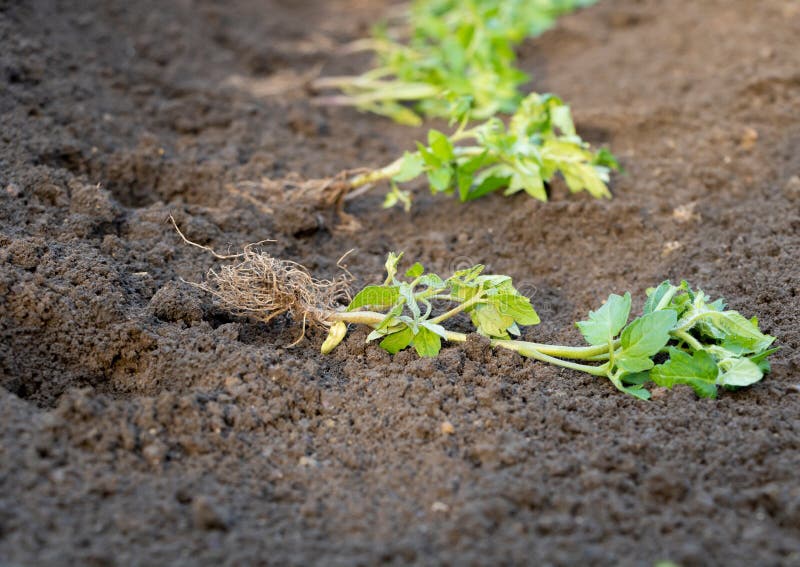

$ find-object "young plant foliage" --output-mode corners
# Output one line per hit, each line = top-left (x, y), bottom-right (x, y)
(322, 255), (776, 400)
(314, 0), (597, 124)
(180, 231), (776, 402)
(342, 252), (539, 358)
(346, 93), (618, 209)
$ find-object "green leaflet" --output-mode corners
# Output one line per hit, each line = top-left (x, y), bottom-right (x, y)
(428, 167), (453, 193)
(651, 348), (719, 399)
(683, 309), (774, 353)
(713, 311), (775, 354)
(471, 303), (515, 338)
(405, 262), (425, 278)
(620, 372), (650, 386)
(621, 384), (652, 401)
(643, 281), (675, 315)
(384, 251), (404, 284)
(717, 357), (763, 388)
(576, 292), (631, 346)
(495, 293), (540, 326)
(413, 327), (442, 357)
(428, 129), (455, 161)
(750, 347), (779, 373)
(618, 310), (678, 360)
(347, 285), (400, 311)
(616, 357), (654, 374)
(393, 152), (425, 183)
(380, 327), (414, 354)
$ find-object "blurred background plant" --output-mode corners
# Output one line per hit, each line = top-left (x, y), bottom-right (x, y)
(313, 0), (598, 124)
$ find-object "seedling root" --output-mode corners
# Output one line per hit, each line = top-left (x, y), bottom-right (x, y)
(170, 217), (350, 342)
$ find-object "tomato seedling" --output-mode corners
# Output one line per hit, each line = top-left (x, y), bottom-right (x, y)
(182, 236), (776, 400)
(332, 93), (618, 210)
(314, 0), (597, 124)
(322, 255), (776, 399)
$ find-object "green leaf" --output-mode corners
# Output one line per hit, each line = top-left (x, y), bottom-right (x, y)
(413, 327), (441, 358)
(622, 385), (652, 400)
(420, 320), (450, 339)
(505, 163), (546, 201)
(550, 104), (576, 136)
(594, 147), (620, 171)
(620, 371), (650, 386)
(457, 168), (473, 201)
(427, 166), (453, 193)
(347, 285), (400, 311)
(717, 357), (764, 387)
(418, 273), (445, 289)
(609, 370), (651, 399)
(689, 309), (775, 354)
(455, 152), (493, 201)
(561, 162), (612, 199)
(384, 252), (404, 284)
(749, 347), (779, 373)
(643, 281), (675, 315)
(428, 129), (454, 161)
(494, 293), (540, 326)
(405, 262), (425, 278)
(460, 151), (491, 174)
(470, 303), (514, 338)
(576, 292), (632, 346)
(393, 152), (425, 183)
(380, 327), (414, 354)
(715, 312), (775, 354)
(616, 356), (654, 373)
(466, 173), (510, 201)
(373, 302), (405, 333)
(651, 348), (718, 398)
(619, 310), (678, 359)
(416, 142), (442, 168)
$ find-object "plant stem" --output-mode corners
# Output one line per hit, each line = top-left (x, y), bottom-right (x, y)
(348, 128), (482, 191)
(415, 288), (449, 302)
(672, 329), (704, 351)
(327, 311), (385, 326)
(327, 310), (615, 368)
(313, 77), (441, 100)
(496, 340), (619, 360)
(349, 158), (405, 189)
(429, 291), (484, 324)
(495, 340), (610, 376)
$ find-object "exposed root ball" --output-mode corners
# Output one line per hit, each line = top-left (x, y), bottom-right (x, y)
(193, 247), (350, 333)
(171, 216), (350, 343)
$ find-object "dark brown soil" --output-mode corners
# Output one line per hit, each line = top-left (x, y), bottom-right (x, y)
(2, 0), (799, 565)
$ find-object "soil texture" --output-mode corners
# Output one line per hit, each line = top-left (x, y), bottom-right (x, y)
(1, 0), (799, 565)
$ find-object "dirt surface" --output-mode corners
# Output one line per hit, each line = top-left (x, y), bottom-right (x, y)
(1, 0), (799, 565)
